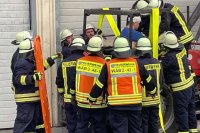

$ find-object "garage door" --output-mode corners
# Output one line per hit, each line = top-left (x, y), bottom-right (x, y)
(59, 0), (135, 37)
(59, 0), (200, 39)
(0, 0), (30, 129)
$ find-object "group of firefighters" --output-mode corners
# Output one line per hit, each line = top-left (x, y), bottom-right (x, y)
(10, 0), (198, 133)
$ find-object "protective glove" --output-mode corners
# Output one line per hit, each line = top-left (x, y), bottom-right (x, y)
(32, 72), (43, 81)
(51, 52), (61, 60)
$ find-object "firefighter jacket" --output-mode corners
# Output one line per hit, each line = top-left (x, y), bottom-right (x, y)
(160, 3), (193, 45)
(13, 57), (55, 103)
(62, 45), (71, 60)
(75, 55), (107, 109)
(11, 49), (19, 91)
(11, 48), (19, 73)
(138, 55), (164, 107)
(161, 44), (194, 92)
(89, 57), (156, 110)
(56, 52), (84, 103)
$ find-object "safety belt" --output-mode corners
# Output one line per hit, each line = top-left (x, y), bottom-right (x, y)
(149, 8), (166, 133)
(97, 8), (120, 37)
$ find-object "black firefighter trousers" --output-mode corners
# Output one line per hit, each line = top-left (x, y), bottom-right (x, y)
(13, 102), (44, 133)
(173, 85), (197, 133)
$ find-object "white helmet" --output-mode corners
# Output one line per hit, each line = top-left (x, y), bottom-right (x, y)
(60, 29), (73, 41)
(113, 37), (131, 58)
(71, 38), (85, 51)
(136, 0), (148, 10)
(87, 35), (103, 52)
(148, 0), (162, 8)
(162, 31), (179, 49)
(16, 31), (32, 44)
(19, 39), (34, 54)
(72, 38), (85, 45)
(133, 16), (142, 23)
(136, 37), (152, 51)
(86, 24), (95, 30)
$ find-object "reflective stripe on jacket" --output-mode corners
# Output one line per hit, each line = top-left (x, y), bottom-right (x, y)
(161, 3), (194, 45)
(106, 57), (142, 106)
(140, 57), (163, 106)
(76, 55), (107, 108)
(170, 5), (193, 44)
(62, 61), (76, 102)
(161, 45), (194, 92)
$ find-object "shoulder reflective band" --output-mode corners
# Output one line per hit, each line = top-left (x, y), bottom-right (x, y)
(171, 6), (189, 35)
(98, 14), (104, 30)
(62, 61), (76, 95)
(98, 8), (120, 37)
(176, 49), (187, 81)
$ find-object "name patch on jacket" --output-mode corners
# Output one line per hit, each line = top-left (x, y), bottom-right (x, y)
(144, 64), (160, 71)
(110, 62), (136, 74)
(62, 61), (76, 67)
(77, 60), (103, 74)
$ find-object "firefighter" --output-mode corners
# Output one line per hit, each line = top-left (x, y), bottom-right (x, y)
(13, 39), (60, 133)
(132, 0), (150, 36)
(83, 23), (103, 45)
(160, 31), (197, 133)
(74, 35), (107, 133)
(121, 16), (143, 48)
(88, 37), (156, 133)
(11, 31), (32, 91)
(83, 24), (96, 44)
(60, 28), (74, 59)
(135, 37), (164, 133)
(56, 38), (85, 133)
(149, 0), (194, 51)
(11, 31), (32, 73)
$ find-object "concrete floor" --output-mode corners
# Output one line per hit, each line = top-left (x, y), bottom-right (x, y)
(0, 122), (200, 133)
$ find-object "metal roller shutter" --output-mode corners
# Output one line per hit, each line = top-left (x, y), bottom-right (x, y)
(0, 0), (30, 129)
